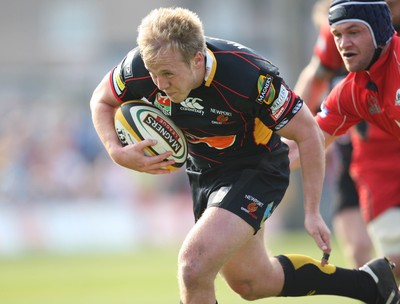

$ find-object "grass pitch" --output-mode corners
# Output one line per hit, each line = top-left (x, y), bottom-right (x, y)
(0, 231), (360, 304)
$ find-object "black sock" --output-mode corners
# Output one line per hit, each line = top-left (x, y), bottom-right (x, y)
(276, 254), (377, 302)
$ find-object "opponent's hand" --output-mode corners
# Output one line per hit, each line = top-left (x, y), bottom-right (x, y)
(111, 139), (175, 174)
(304, 213), (332, 266)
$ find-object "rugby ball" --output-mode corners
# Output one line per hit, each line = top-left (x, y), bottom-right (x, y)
(114, 100), (188, 171)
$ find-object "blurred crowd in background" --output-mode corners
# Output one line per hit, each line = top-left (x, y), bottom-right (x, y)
(0, 0), (326, 255)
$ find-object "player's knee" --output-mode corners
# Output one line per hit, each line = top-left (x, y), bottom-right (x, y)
(227, 279), (262, 301)
(178, 250), (206, 288)
(178, 259), (197, 287)
(230, 281), (253, 300)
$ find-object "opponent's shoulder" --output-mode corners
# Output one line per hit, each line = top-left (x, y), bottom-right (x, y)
(320, 73), (364, 125)
(324, 75), (354, 104)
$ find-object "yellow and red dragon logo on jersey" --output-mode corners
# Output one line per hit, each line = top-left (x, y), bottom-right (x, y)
(155, 93), (172, 116)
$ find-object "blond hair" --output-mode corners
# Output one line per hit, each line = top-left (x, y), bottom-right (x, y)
(137, 7), (206, 66)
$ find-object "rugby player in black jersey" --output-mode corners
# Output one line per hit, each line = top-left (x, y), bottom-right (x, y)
(90, 6), (399, 304)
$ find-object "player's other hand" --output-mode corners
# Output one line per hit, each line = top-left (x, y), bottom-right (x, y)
(304, 212), (332, 266)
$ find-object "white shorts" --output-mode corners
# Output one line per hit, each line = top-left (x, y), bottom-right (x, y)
(367, 208), (400, 256)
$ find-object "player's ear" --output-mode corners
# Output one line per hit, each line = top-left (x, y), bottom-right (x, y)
(193, 51), (204, 68)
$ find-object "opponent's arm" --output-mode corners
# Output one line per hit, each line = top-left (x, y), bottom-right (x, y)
(293, 55), (334, 115)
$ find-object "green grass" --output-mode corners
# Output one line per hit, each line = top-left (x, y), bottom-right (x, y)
(0, 231), (361, 304)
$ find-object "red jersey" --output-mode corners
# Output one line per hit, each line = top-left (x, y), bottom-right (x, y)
(350, 124), (400, 222)
(316, 34), (400, 141)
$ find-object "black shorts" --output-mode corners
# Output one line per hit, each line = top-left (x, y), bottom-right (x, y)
(333, 140), (359, 214)
(185, 147), (290, 233)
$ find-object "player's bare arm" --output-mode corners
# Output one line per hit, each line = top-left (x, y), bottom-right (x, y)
(277, 104), (331, 260)
(90, 73), (174, 174)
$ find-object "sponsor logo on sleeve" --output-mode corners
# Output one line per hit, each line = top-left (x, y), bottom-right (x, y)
(123, 65), (132, 78)
(292, 99), (302, 114)
(112, 66), (126, 96)
(274, 118), (289, 130)
(270, 84), (290, 121)
(256, 75), (275, 105)
(123, 51), (135, 78)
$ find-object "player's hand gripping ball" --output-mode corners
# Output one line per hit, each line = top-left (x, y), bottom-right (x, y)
(114, 100), (188, 171)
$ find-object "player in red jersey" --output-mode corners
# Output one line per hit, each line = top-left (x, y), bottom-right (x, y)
(294, 0), (373, 269)
(302, 0), (400, 280)
(295, 0), (400, 271)
(90, 6), (399, 303)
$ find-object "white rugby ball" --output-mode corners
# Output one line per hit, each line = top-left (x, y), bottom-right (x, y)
(114, 100), (188, 171)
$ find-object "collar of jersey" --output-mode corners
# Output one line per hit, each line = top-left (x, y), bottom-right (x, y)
(354, 34), (397, 89)
(368, 34), (397, 76)
(204, 48), (217, 87)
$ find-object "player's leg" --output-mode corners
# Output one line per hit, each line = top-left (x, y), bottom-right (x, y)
(220, 223), (398, 303)
(179, 150), (291, 303)
(332, 138), (374, 267)
(333, 207), (374, 266)
(177, 206), (256, 304)
(352, 146), (400, 282)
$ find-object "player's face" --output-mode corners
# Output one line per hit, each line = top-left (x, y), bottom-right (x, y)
(145, 49), (205, 103)
(331, 22), (376, 72)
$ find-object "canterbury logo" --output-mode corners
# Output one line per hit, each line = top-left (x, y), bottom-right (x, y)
(181, 98), (204, 110)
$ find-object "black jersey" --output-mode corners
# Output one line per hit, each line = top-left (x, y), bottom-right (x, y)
(110, 37), (303, 167)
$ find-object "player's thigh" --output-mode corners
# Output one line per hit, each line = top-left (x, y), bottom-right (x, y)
(178, 206), (255, 275)
(367, 208), (400, 279)
(367, 208), (400, 257)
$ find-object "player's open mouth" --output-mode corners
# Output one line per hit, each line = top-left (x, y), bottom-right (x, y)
(343, 52), (356, 58)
